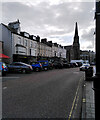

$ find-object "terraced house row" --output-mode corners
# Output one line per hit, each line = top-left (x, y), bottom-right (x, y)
(0, 20), (66, 64)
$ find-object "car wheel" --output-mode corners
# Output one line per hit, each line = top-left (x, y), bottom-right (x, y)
(2, 72), (6, 76)
(22, 69), (26, 73)
(44, 67), (48, 71)
(80, 68), (82, 71)
(35, 67), (40, 72)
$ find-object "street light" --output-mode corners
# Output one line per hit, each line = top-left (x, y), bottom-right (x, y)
(93, 0), (100, 119)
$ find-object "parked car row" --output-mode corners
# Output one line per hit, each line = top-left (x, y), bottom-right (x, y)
(0, 60), (87, 75)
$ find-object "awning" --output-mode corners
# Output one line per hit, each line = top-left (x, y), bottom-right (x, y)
(0, 53), (10, 58)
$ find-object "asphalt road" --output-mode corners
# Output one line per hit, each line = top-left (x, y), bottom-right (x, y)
(2, 67), (85, 119)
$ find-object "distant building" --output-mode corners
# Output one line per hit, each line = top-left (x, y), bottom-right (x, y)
(64, 22), (80, 62)
(64, 45), (72, 62)
(0, 20), (39, 63)
(72, 22), (80, 60)
(80, 50), (95, 64)
(52, 43), (58, 58)
(0, 20), (67, 63)
(64, 22), (95, 64)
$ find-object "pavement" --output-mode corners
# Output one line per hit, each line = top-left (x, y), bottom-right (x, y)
(81, 67), (95, 119)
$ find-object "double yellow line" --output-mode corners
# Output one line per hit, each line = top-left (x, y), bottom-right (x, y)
(68, 76), (83, 120)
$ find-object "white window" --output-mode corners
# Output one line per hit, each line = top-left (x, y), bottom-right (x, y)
(24, 32), (29, 38)
(30, 48), (35, 56)
(33, 36), (36, 40)
(18, 37), (24, 45)
(18, 37), (21, 44)
(30, 41), (33, 48)
(25, 39), (28, 46)
(16, 46), (26, 55)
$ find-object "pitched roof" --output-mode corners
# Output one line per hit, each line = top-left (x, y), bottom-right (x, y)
(64, 45), (72, 50)
(1, 23), (17, 33)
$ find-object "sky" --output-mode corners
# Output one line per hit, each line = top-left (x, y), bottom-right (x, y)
(1, 0), (95, 51)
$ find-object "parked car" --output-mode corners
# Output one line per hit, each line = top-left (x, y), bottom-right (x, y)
(0, 62), (8, 76)
(8, 62), (33, 73)
(80, 63), (90, 71)
(37, 60), (49, 71)
(76, 62), (82, 67)
(30, 62), (42, 72)
(48, 61), (54, 69)
(53, 61), (63, 69)
(90, 62), (95, 65)
(69, 62), (78, 68)
(63, 61), (70, 68)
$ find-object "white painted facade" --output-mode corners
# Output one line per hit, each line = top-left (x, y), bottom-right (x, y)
(12, 33), (38, 57)
(0, 22), (67, 63)
(52, 44), (58, 57)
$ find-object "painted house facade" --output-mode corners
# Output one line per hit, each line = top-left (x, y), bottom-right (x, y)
(0, 20), (67, 63)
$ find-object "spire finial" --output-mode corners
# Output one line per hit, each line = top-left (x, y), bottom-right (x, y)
(75, 22), (78, 37)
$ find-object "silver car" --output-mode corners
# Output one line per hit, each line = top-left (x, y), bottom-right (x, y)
(80, 64), (90, 71)
(8, 62), (33, 73)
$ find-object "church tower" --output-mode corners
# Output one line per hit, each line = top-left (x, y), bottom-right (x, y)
(73, 22), (80, 60)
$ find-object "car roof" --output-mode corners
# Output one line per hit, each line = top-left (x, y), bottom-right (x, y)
(12, 62), (30, 66)
(38, 60), (48, 62)
(83, 63), (89, 65)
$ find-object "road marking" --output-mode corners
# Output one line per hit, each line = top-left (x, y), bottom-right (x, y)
(1, 77), (20, 79)
(75, 96), (79, 110)
(68, 77), (83, 120)
(3, 87), (7, 90)
(83, 98), (86, 103)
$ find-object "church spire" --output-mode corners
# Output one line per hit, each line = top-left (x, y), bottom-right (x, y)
(74, 22), (79, 43)
(73, 22), (80, 60)
(74, 22), (78, 37)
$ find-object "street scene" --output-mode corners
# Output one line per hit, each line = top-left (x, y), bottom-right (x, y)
(1, 0), (99, 119)
(2, 67), (84, 118)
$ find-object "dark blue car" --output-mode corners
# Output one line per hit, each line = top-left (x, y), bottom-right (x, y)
(37, 60), (49, 71)
(31, 62), (42, 72)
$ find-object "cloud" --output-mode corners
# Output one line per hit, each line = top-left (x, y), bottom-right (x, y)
(1, 1), (95, 51)
(81, 27), (95, 41)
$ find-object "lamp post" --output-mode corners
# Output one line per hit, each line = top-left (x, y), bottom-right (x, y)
(93, 0), (100, 119)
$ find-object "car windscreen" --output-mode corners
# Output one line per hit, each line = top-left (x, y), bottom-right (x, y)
(32, 62), (38, 65)
(40, 62), (48, 65)
(83, 64), (89, 67)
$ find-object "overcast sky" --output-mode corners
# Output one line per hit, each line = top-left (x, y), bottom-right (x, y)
(1, 0), (95, 51)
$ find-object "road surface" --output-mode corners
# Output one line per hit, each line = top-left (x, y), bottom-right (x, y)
(2, 67), (85, 119)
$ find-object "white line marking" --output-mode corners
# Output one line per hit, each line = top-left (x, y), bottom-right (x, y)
(3, 87), (7, 89)
(1, 77), (20, 79)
